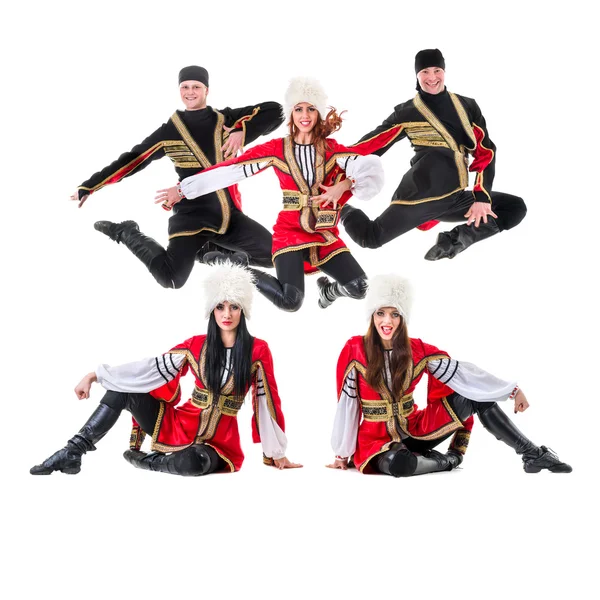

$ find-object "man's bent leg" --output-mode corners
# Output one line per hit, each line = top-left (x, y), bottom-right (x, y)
(341, 201), (445, 249)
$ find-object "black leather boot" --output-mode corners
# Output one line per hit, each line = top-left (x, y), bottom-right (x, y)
(316, 275), (367, 309)
(95, 220), (170, 285)
(376, 444), (455, 477)
(94, 219), (139, 242)
(202, 249), (249, 267)
(123, 445), (213, 476)
(316, 276), (340, 308)
(522, 446), (572, 473)
(413, 449), (455, 475)
(30, 404), (120, 475)
(249, 269), (304, 312)
(424, 217), (501, 261)
(477, 404), (572, 473)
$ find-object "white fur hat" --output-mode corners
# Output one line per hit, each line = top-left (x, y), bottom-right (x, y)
(203, 261), (256, 319)
(365, 274), (413, 322)
(283, 76), (328, 119)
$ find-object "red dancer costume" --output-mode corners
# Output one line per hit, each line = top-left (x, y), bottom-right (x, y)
(113, 333), (286, 471)
(330, 275), (572, 476)
(30, 262), (297, 476)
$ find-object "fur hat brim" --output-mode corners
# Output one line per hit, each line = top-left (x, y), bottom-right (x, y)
(283, 76), (328, 120)
(365, 274), (412, 322)
(203, 262), (256, 319)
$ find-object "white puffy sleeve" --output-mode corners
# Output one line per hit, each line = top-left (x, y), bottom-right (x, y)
(331, 367), (361, 458)
(336, 154), (384, 202)
(427, 357), (517, 402)
(255, 367), (287, 460)
(180, 160), (271, 199)
(95, 353), (186, 393)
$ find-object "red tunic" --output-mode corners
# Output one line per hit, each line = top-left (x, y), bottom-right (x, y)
(336, 336), (474, 473)
(196, 129), (402, 273)
(141, 335), (285, 472)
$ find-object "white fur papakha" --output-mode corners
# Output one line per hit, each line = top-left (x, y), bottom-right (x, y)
(283, 76), (328, 119)
(365, 274), (413, 322)
(203, 261), (256, 319)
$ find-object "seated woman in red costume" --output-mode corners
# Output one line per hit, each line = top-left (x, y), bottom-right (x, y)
(30, 262), (301, 476)
(155, 77), (402, 312)
(328, 274), (572, 476)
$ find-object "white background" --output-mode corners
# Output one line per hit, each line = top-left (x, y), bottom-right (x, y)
(2, 1), (597, 598)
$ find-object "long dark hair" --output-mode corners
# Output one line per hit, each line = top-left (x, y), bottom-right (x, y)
(205, 312), (254, 400)
(364, 315), (412, 399)
(288, 107), (345, 165)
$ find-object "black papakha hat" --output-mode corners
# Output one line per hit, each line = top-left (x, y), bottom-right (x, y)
(178, 66), (209, 87)
(414, 49), (445, 74)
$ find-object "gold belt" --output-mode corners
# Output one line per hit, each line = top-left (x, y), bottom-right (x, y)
(191, 387), (243, 417)
(281, 191), (320, 210)
(361, 395), (415, 422)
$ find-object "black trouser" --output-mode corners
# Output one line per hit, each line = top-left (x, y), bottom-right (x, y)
(275, 249), (366, 292)
(252, 248), (367, 311)
(148, 208), (273, 288)
(100, 391), (224, 474)
(345, 190), (526, 249)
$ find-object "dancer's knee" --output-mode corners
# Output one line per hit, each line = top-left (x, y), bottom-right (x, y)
(388, 449), (418, 477)
(342, 276), (368, 299)
(280, 285), (304, 312)
(100, 391), (128, 411)
(497, 197), (527, 231)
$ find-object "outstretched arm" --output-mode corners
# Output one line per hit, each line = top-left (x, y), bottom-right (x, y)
(352, 105), (407, 157)
(73, 122), (169, 207)
(427, 356), (518, 403)
(155, 139), (279, 208)
(95, 353), (187, 393)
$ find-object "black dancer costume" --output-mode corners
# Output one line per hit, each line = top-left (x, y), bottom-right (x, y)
(341, 49), (527, 260)
(81, 66), (283, 288)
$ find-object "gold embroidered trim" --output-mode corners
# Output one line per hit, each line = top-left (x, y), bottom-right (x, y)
(308, 246), (349, 268)
(171, 111), (230, 234)
(413, 95), (468, 188)
(390, 186), (464, 206)
(450, 429), (471, 455)
(350, 124), (405, 149)
(78, 140), (166, 192)
(284, 136), (310, 194)
(360, 395), (415, 422)
(271, 232), (337, 262)
(449, 93), (477, 150)
(151, 401), (166, 443)
(191, 386), (244, 417)
(205, 443), (235, 472)
(251, 360), (277, 422)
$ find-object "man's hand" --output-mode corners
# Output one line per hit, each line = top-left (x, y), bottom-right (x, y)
(273, 457), (303, 470)
(70, 190), (90, 208)
(154, 186), (182, 209)
(464, 201), (498, 227)
(74, 372), (98, 400)
(221, 126), (244, 159)
(514, 389), (530, 414)
(311, 180), (352, 210)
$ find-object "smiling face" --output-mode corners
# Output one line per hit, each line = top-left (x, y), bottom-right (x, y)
(213, 300), (241, 333)
(417, 67), (445, 95)
(373, 307), (402, 347)
(179, 80), (209, 110)
(291, 102), (319, 134)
